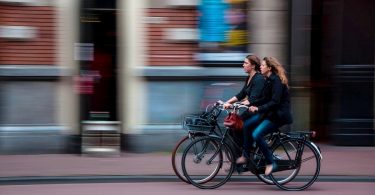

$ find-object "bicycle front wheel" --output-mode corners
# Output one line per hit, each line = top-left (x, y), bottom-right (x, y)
(181, 136), (235, 189)
(270, 138), (321, 191)
(171, 135), (192, 183)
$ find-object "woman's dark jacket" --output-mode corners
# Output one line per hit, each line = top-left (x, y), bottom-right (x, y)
(235, 73), (265, 120)
(257, 73), (293, 125)
(235, 72), (265, 106)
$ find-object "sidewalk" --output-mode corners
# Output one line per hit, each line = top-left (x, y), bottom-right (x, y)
(0, 144), (374, 178)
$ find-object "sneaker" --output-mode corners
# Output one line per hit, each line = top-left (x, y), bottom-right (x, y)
(235, 164), (248, 174)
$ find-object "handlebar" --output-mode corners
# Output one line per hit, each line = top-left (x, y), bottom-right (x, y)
(202, 100), (250, 117)
(215, 100), (249, 110)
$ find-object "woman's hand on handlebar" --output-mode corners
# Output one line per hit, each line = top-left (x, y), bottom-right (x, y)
(215, 100), (231, 109)
(216, 100), (250, 110)
(249, 106), (258, 113)
(215, 100), (232, 109)
(223, 102), (232, 109)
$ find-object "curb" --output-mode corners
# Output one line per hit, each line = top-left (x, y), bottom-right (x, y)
(1, 175), (374, 185)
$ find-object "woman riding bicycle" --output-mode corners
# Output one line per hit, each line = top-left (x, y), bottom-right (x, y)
(223, 54), (265, 110)
(223, 54), (266, 145)
(237, 56), (293, 176)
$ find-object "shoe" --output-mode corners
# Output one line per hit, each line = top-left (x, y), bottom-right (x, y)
(265, 162), (277, 176)
(236, 156), (248, 164)
(235, 164), (247, 174)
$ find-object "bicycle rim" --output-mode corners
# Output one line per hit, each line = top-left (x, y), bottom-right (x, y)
(182, 136), (235, 189)
(171, 136), (191, 183)
(270, 138), (321, 191)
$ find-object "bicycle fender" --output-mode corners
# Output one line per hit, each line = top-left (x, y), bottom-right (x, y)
(309, 141), (323, 160)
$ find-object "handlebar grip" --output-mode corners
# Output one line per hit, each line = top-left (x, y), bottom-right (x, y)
(216, 100), (225, 105)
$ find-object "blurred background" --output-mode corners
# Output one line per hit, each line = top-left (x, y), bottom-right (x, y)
(0, 0), (373, 154)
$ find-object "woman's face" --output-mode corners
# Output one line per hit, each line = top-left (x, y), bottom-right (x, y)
(242, 58), (253, 73)
(260, 60), (271, 76)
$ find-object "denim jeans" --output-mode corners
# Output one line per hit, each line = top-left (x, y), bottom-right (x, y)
(242, 113), (263, 158)
(252, 119), (278, 165)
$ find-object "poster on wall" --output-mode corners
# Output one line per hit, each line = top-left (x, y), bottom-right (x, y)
(196, 0), (249, 65)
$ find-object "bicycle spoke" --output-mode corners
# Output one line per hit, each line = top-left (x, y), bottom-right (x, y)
(301, 155), (316, 163)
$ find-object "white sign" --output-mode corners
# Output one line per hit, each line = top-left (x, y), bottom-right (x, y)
(164, 28), (198, 41)
(195, 52), (249, 61)
(0, 0), (48, 6)
(142, 17), (167, 24)
(0, 26), (37, 40)
(74, 43), (94, 61)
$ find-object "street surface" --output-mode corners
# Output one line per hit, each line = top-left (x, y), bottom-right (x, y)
(0, 182), (374, 195)
(0, 144), (374, 194)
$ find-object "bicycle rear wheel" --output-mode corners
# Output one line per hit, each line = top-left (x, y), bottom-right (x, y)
(181, 136), (235, 189)
(270, 138), (321, 191)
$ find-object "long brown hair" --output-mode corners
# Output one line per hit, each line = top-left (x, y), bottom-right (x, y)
(246, 54), (260, 71)
(263, 57), (289, 86)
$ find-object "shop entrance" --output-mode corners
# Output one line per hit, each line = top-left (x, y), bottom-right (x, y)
(77, 0), (120, 154)
(78, 0), (117, 121)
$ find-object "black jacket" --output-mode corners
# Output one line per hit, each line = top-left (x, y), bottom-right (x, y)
(258, 73), (293, 125)
(235, 72), (265, 106)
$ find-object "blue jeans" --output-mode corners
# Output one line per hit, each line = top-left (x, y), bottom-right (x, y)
(252, 119), (278, 165)
(242, 114), (263, 158)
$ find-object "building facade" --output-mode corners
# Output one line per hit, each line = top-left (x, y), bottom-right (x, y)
(0, 0), (373, 154)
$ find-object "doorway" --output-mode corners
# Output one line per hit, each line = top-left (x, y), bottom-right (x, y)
(78, 0), (117, 121)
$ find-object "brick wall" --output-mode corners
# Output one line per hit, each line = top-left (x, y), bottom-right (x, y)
(0, 5), (56, 65)
(146, 8), (198, 66)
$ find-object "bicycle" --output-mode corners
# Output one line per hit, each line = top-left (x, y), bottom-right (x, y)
(172, 101), (295, 185)
(181, 101), (322, 190)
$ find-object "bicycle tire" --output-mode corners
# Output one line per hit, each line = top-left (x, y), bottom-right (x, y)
(181, 136), (235, 189)
(171, 135), (191, 183)
(171, 134), (212, 184)
(269, 138), (321, 191)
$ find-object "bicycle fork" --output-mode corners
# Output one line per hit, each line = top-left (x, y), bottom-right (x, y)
(192, 139), (209, 164)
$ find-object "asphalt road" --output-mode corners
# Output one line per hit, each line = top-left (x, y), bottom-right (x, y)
(0, 181), (374, 195)
(1, 175), (375, 185)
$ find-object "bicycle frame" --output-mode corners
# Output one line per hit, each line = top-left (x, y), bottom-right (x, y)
(210, 127), (314, 174)
(206, 125), (269, 175)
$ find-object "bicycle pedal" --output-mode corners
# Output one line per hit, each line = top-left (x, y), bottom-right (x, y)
(236, 164), (249, 173)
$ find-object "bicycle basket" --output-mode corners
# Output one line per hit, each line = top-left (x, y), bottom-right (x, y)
(182, 114), (214, 132)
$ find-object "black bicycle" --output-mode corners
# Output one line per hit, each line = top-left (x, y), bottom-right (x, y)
(181, 101), (322, 190)
(172, 102), (299, 185)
